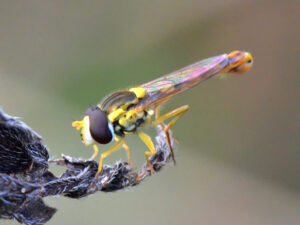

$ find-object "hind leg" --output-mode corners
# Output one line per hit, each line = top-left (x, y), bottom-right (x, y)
(152, 105), (189, 164)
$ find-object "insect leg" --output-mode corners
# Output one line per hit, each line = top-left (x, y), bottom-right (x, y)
(152, 105), (189, 164)
(137, 131), (156, 174)
(90, 144), (99, 160)
(155, 105), (161, 120)
(114, 137), (132, 167)
(96, 137), (125, 178)
(155, 105), (168, 130)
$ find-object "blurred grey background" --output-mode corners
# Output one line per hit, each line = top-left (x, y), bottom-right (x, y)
(0, 0), (299, 224)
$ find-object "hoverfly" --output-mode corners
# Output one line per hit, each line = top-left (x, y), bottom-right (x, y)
(72, 50), (253, 177)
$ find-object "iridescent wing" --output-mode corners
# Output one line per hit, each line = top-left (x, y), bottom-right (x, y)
(99, 91), (137, 114)
(134, 54), (229, 110)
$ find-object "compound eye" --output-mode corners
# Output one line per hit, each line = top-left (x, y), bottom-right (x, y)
(84, 105), (98, 115)
(85, 106), (113, 144)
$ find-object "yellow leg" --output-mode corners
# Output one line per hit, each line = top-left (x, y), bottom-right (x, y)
(122, 143), (132, 168)
(90, 144), (99, 160)
(95, 137), (125, 178)
(115, 137), (132, 167)
(155, 105), (161, 120)
(152, 105), (189, 164)
(137, 131), (156, 174)
(155, 105), (166, 131)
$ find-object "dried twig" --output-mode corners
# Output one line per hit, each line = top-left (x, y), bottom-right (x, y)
(0, 109), (175, 224)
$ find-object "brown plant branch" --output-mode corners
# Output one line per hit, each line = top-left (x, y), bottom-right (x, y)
(0, 108), (175, 224)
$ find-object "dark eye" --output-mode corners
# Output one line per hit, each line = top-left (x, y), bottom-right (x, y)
(84, 105), (98, 115)
(85, 106), (113, 144)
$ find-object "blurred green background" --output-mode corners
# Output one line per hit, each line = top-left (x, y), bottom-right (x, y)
(0, 0), (299, 224)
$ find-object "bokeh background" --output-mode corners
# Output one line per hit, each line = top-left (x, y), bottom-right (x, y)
(0, 0), (299, 224)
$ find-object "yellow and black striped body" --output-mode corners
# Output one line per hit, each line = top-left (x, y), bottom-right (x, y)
(72, 50), (253, 177)
(99, 87), (152, 136)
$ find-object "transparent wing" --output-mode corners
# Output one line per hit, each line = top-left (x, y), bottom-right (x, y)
(99, 91), (137, 113)
(134, 54), (229, 110)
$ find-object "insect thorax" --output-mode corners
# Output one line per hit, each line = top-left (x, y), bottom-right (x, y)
(113, 109), (148, 136)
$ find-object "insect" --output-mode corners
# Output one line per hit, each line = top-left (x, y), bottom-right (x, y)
(72, 50), (253, 177)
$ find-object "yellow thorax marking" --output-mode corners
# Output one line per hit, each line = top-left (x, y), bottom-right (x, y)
(107, 87), (146, 123)
(108, 108), (125, 122)
(118, 114), (127, 126)
(118, 109), (138, 126)
(129, 87), (146, 99)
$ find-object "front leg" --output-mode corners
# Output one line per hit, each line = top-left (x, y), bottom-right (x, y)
(95, 137), (125, 178)
(90, 144), (99, 160)
(114, 137), (132, 168)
